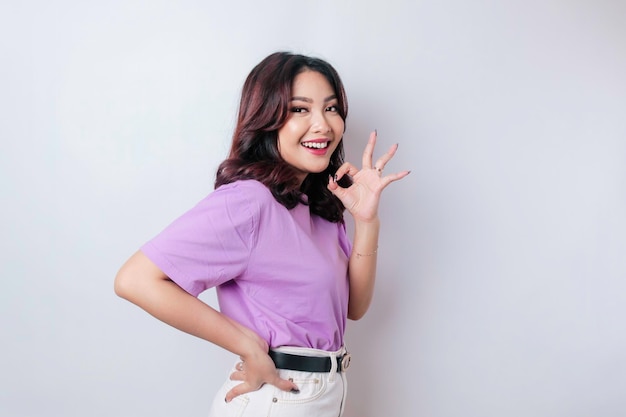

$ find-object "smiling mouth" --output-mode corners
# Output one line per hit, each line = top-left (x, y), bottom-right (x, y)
(302, 141), (330, 149)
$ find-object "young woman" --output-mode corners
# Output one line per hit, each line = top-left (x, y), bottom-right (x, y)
(114, 51), (409, 416)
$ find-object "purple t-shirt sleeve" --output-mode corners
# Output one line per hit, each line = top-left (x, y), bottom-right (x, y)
(140, 183), (256, 297)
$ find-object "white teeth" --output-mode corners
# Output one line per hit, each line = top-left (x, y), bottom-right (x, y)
(302, 142), (329, 149)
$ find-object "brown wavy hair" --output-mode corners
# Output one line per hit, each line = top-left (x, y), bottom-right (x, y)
(215, 52), (351, 223)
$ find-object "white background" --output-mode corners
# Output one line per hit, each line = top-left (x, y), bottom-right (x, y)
(1, 1), (625, 416)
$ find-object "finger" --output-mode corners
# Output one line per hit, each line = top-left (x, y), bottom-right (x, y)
(229, 370), (246, 381)
(334, 162), (359, 182)
(361, 131), (377, 169)
(225, 381), (259, 403)
(327, 176), (343, 196)
(339, 162), (360, 179)
(328, 163), (358, 196)
(380, 170), (411, 187)
(374, 143), (399, 171)
(270, 375), (300, 393)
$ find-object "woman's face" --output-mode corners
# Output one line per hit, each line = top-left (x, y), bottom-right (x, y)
(277, 70), (345, 184)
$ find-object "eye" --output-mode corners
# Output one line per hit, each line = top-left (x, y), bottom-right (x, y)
(290, 107), (308, 113)
(326, 105), (339, 112)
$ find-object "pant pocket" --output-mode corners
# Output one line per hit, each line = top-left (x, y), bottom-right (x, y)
(274, 374), (327, 404)
(268, 372), (346, 417)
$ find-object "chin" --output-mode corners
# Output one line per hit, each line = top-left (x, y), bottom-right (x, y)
(309, 165), (331, 174)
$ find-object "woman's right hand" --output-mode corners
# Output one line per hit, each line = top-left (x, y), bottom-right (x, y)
(221, 316), (298, 402)
(225, 346), (299, 402)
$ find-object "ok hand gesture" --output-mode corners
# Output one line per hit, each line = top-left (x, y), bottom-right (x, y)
(328, 131), (410, 223)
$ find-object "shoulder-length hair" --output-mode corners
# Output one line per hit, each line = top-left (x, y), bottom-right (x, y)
(215, 51), (351, 223)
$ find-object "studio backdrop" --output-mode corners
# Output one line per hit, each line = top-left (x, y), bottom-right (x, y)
(1, 1), (625, 416)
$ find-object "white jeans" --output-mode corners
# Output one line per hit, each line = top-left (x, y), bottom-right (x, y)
(208, 346), (348, 417)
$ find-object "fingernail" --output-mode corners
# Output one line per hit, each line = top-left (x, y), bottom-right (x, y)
(291, 388), (300, 394)
(224, 397), (228, 403)
(333, 175), (338, 182)
(374, 129), (378, 136)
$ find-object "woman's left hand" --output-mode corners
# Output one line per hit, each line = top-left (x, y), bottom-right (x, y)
(328, 131), (410, 223)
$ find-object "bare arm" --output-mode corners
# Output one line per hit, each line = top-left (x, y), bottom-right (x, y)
(328, 131), (409, 320)
(346, 218), (380, 320)
(114, 250), (297, 400)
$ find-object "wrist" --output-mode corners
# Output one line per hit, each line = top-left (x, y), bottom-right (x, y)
(239, 333), (268, 359)
(353, 216), (380, 228)
(352, 218), (380, 258)
(354, 246), (378, 258)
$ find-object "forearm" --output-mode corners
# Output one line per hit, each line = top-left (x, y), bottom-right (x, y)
(347, 217), (380, 320)
(115, 251), (264, 359)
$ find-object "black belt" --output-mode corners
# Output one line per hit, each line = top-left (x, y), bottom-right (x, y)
(269, 350), (351, 373)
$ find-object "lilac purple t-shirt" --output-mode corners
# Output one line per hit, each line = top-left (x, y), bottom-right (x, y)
(141, 180), (352, 351)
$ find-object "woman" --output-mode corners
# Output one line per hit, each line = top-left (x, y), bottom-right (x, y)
(114, 51), (409, 416)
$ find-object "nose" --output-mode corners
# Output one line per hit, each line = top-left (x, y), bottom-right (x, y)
(311, 110), (331, 134)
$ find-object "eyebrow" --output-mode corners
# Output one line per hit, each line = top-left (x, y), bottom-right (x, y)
(290, 95), (337, 103)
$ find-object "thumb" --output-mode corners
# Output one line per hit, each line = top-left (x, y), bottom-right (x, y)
(327, 177), (347, 199)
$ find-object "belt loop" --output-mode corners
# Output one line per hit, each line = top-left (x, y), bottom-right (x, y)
(329, 351), (338, 382)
